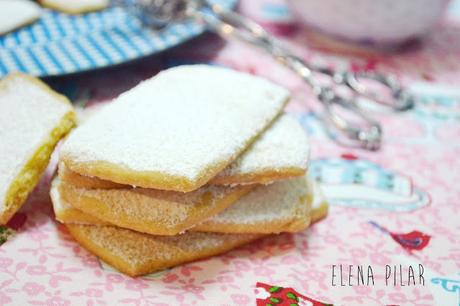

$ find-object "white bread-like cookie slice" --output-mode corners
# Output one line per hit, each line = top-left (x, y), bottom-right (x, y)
(59, 163), (126, 190)
(60, 113), (310, 188)
(57, 178), (255, 236)
(60, 65), (289, 192)
(0, 74), (75, 224)
(0, 0), (41, 35)
(210, 114), (310, 185)
(65, 224), (262, 277)
(39, 0), (108, 14)
(52, 177), (327, 230)
(192, 175), (312, 234)
(51, 178), (107, 225)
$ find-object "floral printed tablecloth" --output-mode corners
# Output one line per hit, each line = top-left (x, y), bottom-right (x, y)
(2, 1), (460, 305)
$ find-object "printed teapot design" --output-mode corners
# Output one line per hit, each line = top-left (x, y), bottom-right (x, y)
(309, 154), (430, 212)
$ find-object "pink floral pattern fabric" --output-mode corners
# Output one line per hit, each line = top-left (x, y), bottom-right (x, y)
(2, 1), (460, 305)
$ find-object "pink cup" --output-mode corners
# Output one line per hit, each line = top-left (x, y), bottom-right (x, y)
(287, 0), (451, 44)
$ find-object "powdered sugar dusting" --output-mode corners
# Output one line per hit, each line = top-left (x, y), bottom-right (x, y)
(0, 0), (41, 35)
(72, 110), (310, 186)
(214, 114), (310, 180)
(60, 180), (249, 229)
(206, 174), (310, 225)
(60, 65), (289, 187)
(71, 224), (259, 266)
(0, 75), (73, 212)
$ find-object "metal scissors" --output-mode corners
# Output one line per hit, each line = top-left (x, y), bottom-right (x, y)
(115, 0), (416, 150)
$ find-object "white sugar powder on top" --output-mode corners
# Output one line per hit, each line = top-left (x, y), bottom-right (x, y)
(214, 114), (310, 179)
(208, 174), (309, 225)
(0, 76), (72, 212)
(61, 65), (289, 184)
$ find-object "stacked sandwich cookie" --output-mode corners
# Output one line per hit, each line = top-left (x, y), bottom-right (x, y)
(51, 65), (328, 277)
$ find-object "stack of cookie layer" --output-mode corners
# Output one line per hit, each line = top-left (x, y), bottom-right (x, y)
(51, 65), (328, 277)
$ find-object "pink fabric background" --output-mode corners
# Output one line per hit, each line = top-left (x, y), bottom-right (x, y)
(2, 1), (460, 305)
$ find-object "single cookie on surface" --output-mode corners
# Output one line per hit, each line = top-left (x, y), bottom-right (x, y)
(192, 175), (312, 234)
(60, 65), (289, 192)
(57, 179), (255, 236)
(0, 0), (41, 35)
(0, 74), (75, 224)
(66, 223), (262, 277)
(59, 113), (310, 189)
(39, 0), (108, 14)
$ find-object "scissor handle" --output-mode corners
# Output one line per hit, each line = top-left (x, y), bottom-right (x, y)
(344, 71), (415, 111)
(192, 1), (383, 150)
(319, 87), (382, 150)
(315, 65), (415, 111)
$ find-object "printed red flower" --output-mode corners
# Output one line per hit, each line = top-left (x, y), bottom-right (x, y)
(255, 282), (332, 306)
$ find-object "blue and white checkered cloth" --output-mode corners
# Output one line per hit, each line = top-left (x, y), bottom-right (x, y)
(0, 0), (235, 77)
